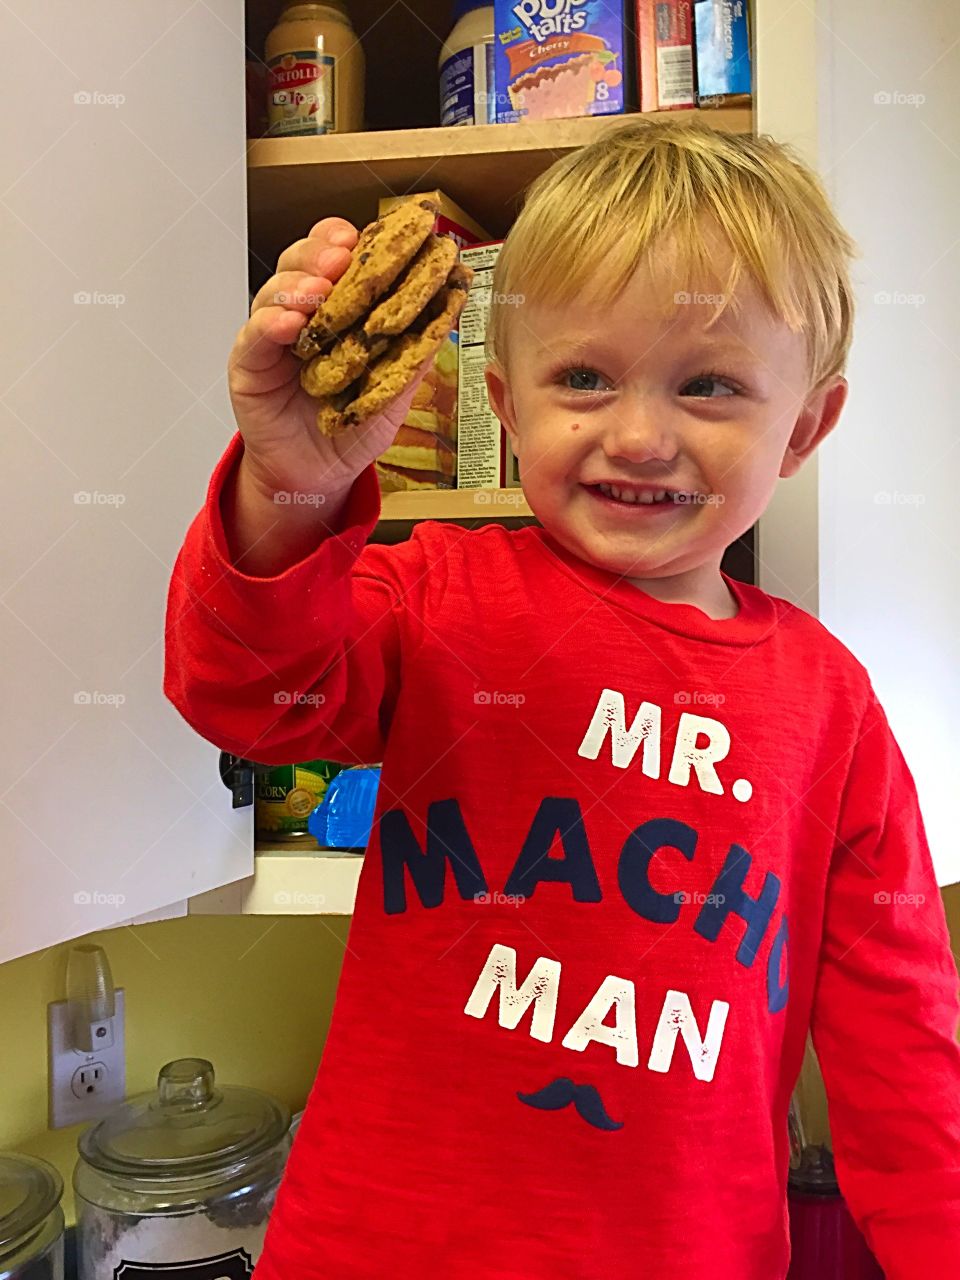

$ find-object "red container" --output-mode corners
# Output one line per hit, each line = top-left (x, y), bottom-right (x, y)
(787, 1185), (885, 1279)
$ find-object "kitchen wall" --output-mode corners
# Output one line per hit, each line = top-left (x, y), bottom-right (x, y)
(814, 0), (960, 887)
(0, 914), (349, 1222)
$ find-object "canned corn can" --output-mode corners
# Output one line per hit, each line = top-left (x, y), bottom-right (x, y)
(255, 760), (343, 842)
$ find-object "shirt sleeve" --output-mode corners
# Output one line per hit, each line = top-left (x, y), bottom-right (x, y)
(809, 685), (960, 1276)
(163, 431), (439, 767)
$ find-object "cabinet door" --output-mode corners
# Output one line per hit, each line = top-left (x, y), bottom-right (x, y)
(0, 0), (252, 961)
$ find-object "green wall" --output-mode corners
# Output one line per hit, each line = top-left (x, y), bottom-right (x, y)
(1, 914), (349, 1222)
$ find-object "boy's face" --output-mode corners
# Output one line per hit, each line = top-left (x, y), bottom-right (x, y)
(485, 239), (847, 604)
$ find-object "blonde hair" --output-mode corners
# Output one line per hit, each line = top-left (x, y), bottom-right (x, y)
(487, 119), (858, 393)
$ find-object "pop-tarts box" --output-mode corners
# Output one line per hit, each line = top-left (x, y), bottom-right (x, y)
(693, 0), (751, 99)
(494, 1), (627, 125)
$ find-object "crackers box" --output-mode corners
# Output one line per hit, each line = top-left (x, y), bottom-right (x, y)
(494, 0), (627, 124)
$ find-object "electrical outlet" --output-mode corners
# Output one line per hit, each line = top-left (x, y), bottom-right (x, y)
(72, 1062), (109, 1099)
(48, 989), (125, 1128)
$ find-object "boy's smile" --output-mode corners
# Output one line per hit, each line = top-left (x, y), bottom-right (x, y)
(485, 236), (847, 621)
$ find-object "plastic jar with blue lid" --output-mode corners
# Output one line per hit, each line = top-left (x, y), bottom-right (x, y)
(439, 0), (495, 126)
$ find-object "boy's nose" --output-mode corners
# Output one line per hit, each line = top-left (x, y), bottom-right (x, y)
(600, 405), (680, 465)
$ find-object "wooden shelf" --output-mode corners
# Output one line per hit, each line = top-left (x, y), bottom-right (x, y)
(379, 486), (532, 522)
(246, 107), (753, 281)
(189, 849), (363, 916)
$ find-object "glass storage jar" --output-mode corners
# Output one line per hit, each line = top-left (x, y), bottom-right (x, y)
(74, 1058), (290, 1279)
(0, 1153), (64, 1280)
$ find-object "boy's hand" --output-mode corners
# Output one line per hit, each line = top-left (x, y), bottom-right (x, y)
(228, 216), (433, 504)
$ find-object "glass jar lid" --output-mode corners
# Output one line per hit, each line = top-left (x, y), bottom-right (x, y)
(77, 1058), (290, 1181)
(0, 1153), (62, 1253)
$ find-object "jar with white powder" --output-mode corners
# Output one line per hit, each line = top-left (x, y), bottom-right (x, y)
(74, 1058), (290, 1280)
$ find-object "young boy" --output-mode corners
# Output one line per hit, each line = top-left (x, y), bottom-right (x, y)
(164, 121), (960, 1278)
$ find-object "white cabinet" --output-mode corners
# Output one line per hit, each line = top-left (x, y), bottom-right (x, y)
(0, 0), (253, 961)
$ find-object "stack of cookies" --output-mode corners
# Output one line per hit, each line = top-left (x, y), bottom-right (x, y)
(293, 193), (474, 455)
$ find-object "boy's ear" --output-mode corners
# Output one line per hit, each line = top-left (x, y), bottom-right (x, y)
(484, 361), (521, 456)
(780, 375), (849, 479)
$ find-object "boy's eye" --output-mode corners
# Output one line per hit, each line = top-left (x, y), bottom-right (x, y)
(561, 367), (610, 392)
(681, 374), (737, 398)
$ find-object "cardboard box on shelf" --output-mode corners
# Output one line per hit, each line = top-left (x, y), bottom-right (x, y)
(377, 190), (492, 250)
(494, 0), (627, 124)
(374, 193), (493, 495)
(456, 241), (520, 491)
(635, 0), (657, 111)
(657, 3), (696, 108)
(693, 0), (752, 101)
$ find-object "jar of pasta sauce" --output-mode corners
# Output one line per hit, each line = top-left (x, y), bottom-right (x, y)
(265, 1), (364, 136)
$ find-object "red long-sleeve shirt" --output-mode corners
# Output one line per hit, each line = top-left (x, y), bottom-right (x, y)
(165, 433), (960, 1279)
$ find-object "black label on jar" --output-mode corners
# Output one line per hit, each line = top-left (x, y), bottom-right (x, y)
(114, 1251), (254, 1279)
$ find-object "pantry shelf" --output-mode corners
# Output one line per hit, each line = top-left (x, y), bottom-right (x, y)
(246, 106), (754, 276)
(378, 486), (533, 523)
(188, 849), (363, 917)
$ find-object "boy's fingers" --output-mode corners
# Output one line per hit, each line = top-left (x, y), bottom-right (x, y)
(230, 307), (304, 378)
(276, 239), (352, 278)
(250, 273), (332, 316)
(307, 217), (358, 247)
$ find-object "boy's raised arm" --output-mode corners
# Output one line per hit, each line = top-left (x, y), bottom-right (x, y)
(163, 432), (436, 767)
(163, 211), (449, 767)
(810, 687), (960, 1274)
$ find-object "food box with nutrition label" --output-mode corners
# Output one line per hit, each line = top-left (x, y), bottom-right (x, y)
(456, 241), (523, 494)
(494, 0), (627, 124)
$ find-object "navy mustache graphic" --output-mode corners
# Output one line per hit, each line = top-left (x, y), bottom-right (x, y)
(517, 1077), (623, 1131)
